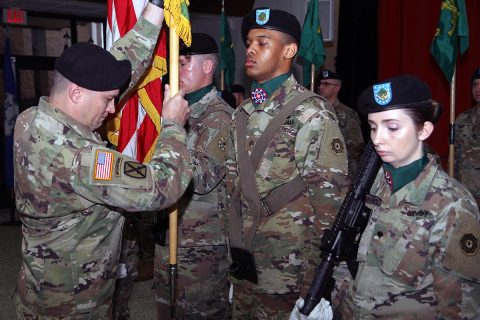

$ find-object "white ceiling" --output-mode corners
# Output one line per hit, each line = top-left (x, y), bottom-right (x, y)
(0, 0), (106, 19)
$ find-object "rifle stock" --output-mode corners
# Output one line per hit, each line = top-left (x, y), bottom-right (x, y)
(300, 141), (381, 315)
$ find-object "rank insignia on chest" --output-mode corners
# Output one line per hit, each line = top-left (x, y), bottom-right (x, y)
(218, 137), (228, 151)
(93, 150), (114, 180)
(124, 161), (147, 179)
(460, 233), (479, 256)
(384, 170), (393, 190)
(251, 87), (268, 105)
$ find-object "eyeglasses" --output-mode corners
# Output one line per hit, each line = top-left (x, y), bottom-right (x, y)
(319, 82), (339, 87)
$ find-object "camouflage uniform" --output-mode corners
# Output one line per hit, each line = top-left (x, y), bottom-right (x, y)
(332, 100), (365, 179)
(336, 155), (480, 319)
(155, 87), (232, 319)
(455, 106), (480, 205)
(13, 17), (193, 320)
(226, 75), (348, 319)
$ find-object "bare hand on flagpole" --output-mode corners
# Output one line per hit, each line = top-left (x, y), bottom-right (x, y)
(162, 84), (190, 126)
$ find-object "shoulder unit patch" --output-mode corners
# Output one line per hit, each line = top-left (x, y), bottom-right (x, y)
(124, 161), (147, 179)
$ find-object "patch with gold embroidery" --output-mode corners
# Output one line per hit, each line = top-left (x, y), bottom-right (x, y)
(124, 161), (147, 179)
(330, 137), (344, 155)
(93, 150), (114, 180)
(461, 233), (479, 256)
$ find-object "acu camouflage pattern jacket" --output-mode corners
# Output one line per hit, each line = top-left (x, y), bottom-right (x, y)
(226, 75), (348, 295)
(455, 106), (480, 205)
(331, 100), (365, 179)
(172, 87), (233, 248)
(337, 155), (480, 319)
(13, 17), (192, 318)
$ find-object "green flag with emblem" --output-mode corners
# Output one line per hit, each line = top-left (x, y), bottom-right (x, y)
(431, 0), (469, 83)
(299, 0), (325, 87)
(220, 7), (235, 87)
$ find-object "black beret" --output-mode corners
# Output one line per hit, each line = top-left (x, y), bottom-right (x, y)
(471, 67), (480, 84)
(319, 70), (342, 81)
(242, 8), (301, 44)
(55, 42), (131, 92)
(357, 75), (432, 115)
(180, 33), (218, 55)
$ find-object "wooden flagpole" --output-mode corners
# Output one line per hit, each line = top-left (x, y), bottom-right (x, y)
(168, 20), (179, 319)
(448, 67), (456, 177)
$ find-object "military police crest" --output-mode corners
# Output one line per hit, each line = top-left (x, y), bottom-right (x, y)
(256, 8), (270, 25)
(460, 233), (479, 256)
(330, 137), (344, 155)
(373, 82), (392, 106)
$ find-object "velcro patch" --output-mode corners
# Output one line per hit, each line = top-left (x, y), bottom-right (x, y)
(93, 150), (114, 180)
(443, 212), (480, 280)
(330, 137), (344, 155)
(124, 161), (147, 179)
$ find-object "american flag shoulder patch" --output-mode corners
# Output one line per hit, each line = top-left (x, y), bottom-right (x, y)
(93, 150), (114, 180)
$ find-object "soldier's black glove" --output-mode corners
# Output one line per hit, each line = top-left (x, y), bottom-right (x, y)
(149, 0), (164, 9)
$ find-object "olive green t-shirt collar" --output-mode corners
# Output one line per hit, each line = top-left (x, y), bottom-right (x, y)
(383, 153), (429, 193)
(185, 84), (214, 105)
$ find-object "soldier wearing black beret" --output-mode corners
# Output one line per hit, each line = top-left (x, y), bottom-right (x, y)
(241, 8), (301, 44)
(155, 31), (233, 319)
(317, 70), (365, 181)
(227, 7), (348, 320)
(335, 76), (480, 319)
(55, 42), (132, 92)
(455, 68), (480, 205)
(12, 3), (193, 320)
(357, 74), (435, 115)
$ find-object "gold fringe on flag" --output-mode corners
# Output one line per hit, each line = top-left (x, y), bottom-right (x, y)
(164, 0), (192, 46)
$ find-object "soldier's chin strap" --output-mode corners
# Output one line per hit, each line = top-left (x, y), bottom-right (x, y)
(228, 90), (315, 283)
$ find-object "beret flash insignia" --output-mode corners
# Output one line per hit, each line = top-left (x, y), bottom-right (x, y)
(373, 82), (392, 106)
(256, 8), (270, 25)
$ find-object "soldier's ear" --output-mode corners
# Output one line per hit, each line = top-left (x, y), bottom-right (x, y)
(419, 121), (434, 141)
(203, 58), (214, 74)
(284, 43), (298, 59)
(68, 83), (82, 104)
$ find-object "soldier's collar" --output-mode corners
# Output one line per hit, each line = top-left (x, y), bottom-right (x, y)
(250, 73), (291, 106)
(383, 153), (428, 194)
(185, 84), (214, 105)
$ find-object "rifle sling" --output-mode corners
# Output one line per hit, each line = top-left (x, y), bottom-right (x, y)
(229, 91), (315, 252)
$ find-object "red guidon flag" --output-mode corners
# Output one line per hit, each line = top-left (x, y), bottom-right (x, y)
(106, 0), (167, 163)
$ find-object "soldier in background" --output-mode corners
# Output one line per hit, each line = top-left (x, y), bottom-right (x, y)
(13, 2), (193, 319)
(335, 75), (480, 318)
(317, 70), (365, 180)
(154, 33), (232, 319)
(226, 8), (348, 319)
(455, 67), (480, 205)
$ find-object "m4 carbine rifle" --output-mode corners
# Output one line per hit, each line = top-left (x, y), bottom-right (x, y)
(300, 140), (381, 315)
